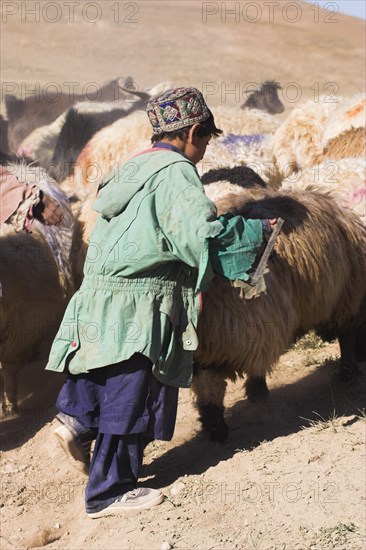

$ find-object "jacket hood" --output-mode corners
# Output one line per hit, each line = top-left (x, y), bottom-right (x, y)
(93, 150), (194, 219)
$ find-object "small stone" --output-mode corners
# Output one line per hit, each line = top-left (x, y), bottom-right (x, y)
(161, 542), (172, 550)
(54, 523), (61, 529)
(170, 481), (186, 496)
(1, 464), (14, 474)
(18, 528), (22, 532)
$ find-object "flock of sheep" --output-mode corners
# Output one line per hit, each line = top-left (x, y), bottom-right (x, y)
(0, 79), (365, 445)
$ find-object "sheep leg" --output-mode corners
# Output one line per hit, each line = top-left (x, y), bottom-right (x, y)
(0, 363), (19, 415)
(245, 375), (270, 403)
(338, 332), (362, 381)
(191, 367), (229, 442)
(354, 324), (366, 363)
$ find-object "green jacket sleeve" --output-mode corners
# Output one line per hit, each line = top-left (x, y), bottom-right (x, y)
(209, 212), (264, 282)
(155, 162), (264, 291)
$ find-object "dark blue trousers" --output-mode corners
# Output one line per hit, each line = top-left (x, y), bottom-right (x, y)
(56, 354), (178, 513)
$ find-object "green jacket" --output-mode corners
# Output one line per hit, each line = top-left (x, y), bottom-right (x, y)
(46, 150), (263, 388)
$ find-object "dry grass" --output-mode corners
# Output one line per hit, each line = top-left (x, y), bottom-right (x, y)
(292, 331), (326, 351)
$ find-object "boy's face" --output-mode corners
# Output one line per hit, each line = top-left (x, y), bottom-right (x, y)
(185, 125), (211, 165)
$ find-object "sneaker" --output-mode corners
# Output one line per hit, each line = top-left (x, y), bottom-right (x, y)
(87, 488), (165, 518)
(53, 424), (91, 475)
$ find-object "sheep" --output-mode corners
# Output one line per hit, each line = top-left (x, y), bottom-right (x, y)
(271, 98), (339, 178)
(241, 80), (284, 114)
(192, 185), (366, 441)
(0, 161), (75, 415)
(59, 109), (152, 201)
(5, 76), (150, 153)
(70, 185), (103, 289)
(197, 107), (282, 186)
(50, 81), (172, 183)
(15, 80), (172, 183)
(17, 111), (67, 167)
(322, 93), (365, 147)
(271, 94), (365, 180)
(281, 157), (366, 224)
(211, 105), (282, 135)
(61, 103), (281, 204)
(198, 132), (280, 188)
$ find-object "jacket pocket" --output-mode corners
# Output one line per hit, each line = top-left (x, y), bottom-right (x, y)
(157, 295), (178, 366)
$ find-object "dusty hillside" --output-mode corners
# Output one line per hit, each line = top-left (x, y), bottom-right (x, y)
(0, 2), (365, 549)
(1, 0), (365, 111)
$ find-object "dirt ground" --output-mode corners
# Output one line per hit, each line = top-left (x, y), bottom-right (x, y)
(0, 1), (365, 549)
(1, 339), (365, 550)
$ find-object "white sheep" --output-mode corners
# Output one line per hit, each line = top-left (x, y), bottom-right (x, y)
(271, 98), (339, 178)
(322, 93), (366, 147)
(198, 133), (279, 187)
(197, 106), (282, 186)
(17, 111), (67, 166)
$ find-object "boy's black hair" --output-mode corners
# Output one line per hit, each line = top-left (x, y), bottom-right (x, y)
(151, 110), (222, 143)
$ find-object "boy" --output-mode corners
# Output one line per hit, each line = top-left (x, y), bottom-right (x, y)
(47, 87), (275, 518)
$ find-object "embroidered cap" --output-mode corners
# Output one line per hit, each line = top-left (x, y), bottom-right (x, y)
(146, 87), (210, 134)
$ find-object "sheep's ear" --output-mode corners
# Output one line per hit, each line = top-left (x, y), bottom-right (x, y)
(116, 76), (134, 89)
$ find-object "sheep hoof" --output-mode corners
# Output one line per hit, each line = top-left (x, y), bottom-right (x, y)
(208, 423), (229, 443)
(197, 403), (229, 443)
(245, 376), (270, 403)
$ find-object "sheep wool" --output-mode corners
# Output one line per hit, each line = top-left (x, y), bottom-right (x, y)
(281, 157), (366, 224)
(192, 186), (366, 441)
(271, 98), (339, 177)
(59, 110), (151, 201)
(322, 93), (366, 147)
(211, 106), (281, 135)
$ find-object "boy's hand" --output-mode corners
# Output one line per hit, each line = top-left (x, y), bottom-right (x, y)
(261, 218), (278, 236)
(268, 218), (278, 231)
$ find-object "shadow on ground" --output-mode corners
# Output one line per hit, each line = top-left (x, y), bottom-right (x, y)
(1, 355), (365, 473)
(0, 357), (65, 451)
(141, 360), (366, 489)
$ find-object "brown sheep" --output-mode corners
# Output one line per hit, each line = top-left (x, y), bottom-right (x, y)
(0, 162), (75, 414)
(192, 186), (366, 441)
